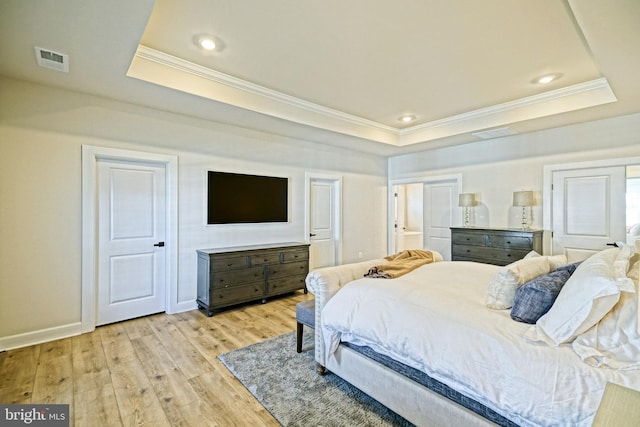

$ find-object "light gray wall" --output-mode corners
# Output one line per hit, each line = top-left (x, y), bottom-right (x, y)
(0, 77), (388, 342)
(388, 113), (640, 229)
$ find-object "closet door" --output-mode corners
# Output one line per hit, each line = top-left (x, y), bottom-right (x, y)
(552, 166), (626, 262)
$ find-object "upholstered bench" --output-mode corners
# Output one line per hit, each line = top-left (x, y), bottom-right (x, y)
(295, 299), (315, 353)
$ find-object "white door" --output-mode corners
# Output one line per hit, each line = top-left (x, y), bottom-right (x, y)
(552, 166), (626, 262)
(424, 183), (456, 260)
(393, 186), (406, 252)
(309, 179), (338, 269)
(97, 160), (167, 325)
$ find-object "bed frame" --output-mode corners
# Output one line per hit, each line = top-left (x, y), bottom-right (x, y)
(305, 258), (499, 427)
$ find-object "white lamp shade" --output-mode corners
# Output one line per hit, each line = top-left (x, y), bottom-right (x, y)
(513, 190), (534, 207)
(458, 193), (477, 207)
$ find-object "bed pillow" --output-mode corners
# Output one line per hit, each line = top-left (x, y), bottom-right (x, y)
(510, 268), (573, 324)
(486, 256), (551, 310)
(547, 254), (568, 271)
(572, 287), (639, 369)
(525, 248), (633, 346)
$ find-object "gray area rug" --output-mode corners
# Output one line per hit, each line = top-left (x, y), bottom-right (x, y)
(218, 330), (414, 426)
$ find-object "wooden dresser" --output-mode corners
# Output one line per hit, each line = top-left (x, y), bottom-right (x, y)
(196, 242), (309, 316)
(450, 227), (543, 266)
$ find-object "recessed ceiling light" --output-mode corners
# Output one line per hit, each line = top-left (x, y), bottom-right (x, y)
(193, 34), (224, 52)
(533, 73), (562, 85)
(398, 114), (416, 123)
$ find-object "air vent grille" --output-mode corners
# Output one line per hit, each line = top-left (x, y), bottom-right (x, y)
(472, 127), (515, 139)
(34, 47), (69, 72)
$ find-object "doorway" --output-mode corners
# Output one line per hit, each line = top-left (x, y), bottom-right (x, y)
(82, 146), (178, 333)
(388, 175), (462, 259)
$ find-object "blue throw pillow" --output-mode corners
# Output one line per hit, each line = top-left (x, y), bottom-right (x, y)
(554, 261), (582, 275)
(510, 269), (572, 324)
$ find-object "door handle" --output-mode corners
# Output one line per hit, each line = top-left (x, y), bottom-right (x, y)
(606, 242), (620, 248)
(309, 233), (317, 237)
(154, 241), (165, 247)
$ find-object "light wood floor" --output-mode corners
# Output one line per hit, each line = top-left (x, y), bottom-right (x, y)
(0, 291), (313, 426)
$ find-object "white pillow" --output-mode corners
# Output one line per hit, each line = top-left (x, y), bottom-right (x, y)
(525, 248), (633, 346)
(523, 251), (567, 270)
(546, 254), (568, 271)
(572, 286), (639, 369)
(486, 256), (551, 309)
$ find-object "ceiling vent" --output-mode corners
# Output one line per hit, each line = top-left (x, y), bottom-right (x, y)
(34, 47), (69, 72)
(472, 127), (516, 139)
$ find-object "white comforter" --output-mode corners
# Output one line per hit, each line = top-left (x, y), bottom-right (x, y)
(321, 261), (640, 427)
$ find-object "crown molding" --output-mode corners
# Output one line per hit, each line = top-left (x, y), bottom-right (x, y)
(400, 77), (616, 135)
(133, 45), (397, 133)
(130, 46), (617, 147)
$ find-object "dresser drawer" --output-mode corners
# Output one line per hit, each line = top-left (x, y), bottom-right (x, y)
(451, 232), (486, 246)
(487, 234), (534, 250)
(267, 261), (309, 279)
(268, 275), (307, 295)
(452, 244), (530, 265)
(281, 248), (309, 263)
(211, 282), (263, 305)
(211, 255), (249, 271)
(249, 252), (281, 265)
(211, 266), (264, 288)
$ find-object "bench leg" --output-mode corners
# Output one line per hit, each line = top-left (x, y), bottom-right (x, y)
(296, 322), (303, 353)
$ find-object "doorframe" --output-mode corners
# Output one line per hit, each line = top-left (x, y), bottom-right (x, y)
(387, 174), (462, 255)
(81, 145), (178, 333)
(304, 173), (343, 267)
(543, 156), (640, 254)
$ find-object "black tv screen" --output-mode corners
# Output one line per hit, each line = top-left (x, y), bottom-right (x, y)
(207, 171), (288, 224)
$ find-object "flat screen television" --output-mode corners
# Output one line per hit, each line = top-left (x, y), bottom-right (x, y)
(207, 171), (288, 224)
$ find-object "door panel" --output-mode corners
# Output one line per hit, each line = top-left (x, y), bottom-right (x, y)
(424, 183), (455, 260)
(552, 166), (626, 262)
(309, 179), (336, 269)
(97, 161), (166, 325)
(393, 186), (406, 252)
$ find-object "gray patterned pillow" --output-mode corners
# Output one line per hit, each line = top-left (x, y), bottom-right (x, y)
(510, 269), (572, 324)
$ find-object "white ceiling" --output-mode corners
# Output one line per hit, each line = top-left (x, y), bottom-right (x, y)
(1, 0), (639, 156)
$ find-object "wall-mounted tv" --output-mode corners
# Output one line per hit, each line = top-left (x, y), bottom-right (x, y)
(207, 171), (288, 224)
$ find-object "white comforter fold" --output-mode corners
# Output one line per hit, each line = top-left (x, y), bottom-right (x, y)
(320, 261), (640, 427)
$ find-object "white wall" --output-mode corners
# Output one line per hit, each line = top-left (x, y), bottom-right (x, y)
(0, 77), (388, 346)
(389, 113), (640, 230)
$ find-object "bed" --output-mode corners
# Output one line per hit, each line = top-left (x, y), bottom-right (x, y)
(305, 246), (640, 426)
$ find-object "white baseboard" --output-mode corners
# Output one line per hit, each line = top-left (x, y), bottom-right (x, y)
(0, 322), (83, 351)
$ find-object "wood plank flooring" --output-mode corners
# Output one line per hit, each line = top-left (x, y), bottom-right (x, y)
(0, 291), (313, 426)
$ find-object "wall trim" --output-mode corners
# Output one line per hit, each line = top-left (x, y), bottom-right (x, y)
(0, 322), (82, 351)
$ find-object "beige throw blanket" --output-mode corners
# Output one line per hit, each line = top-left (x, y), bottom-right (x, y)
(364, 249), (443, 279)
